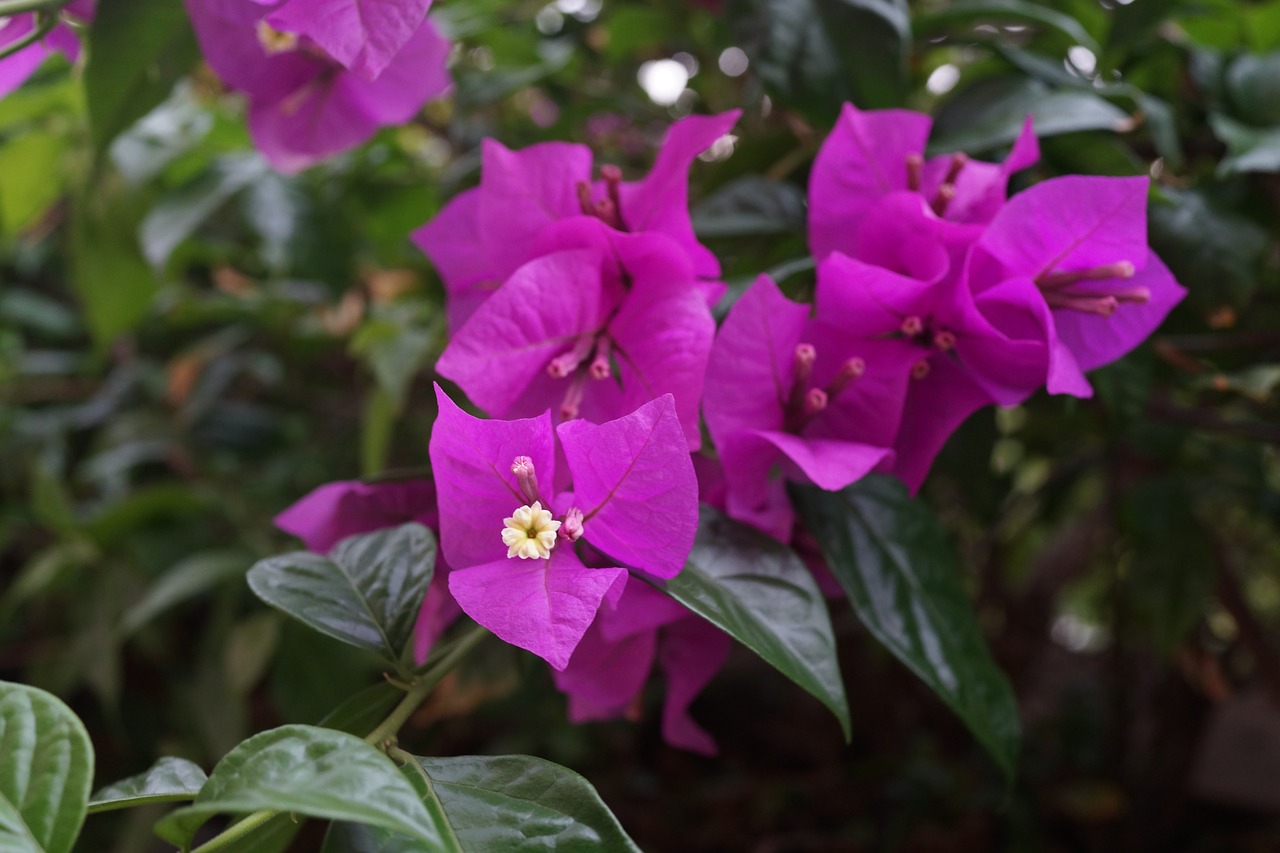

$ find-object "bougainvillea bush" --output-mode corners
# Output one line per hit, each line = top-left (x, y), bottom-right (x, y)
(3, 0), (1280, 849)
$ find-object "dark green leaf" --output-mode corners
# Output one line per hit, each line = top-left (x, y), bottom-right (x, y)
(692, 177), (806, 239)
(1226, 52), (1280, 127)
(916, 0), (1099, 52)
(84, 0), (201, 159)
(316, 682), (404, 737)
(1210, 113), (1280, 174)
(323, 754), (642, 853)
(87, 757), (207, 814)
(932, 77), (1131, 153)
(655, 506), (851, 738)
(0, 681), (94, 853)
(793, 478), (1020, 777)
(730, 0), (909, 120)
(139, 155), (266, 269)
(153, 725), (448, 850)
(119, 550), (251, 636)
(247, 523), (437, 663)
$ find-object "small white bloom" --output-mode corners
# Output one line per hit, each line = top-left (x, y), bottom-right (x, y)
(501, 501), (561, 560)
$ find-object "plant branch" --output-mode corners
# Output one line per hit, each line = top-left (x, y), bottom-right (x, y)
(365, 622), (488, 748)
(0, 0), (70, 17)
(1208, 531), (1280, 707)
(189, 809), (282, 853)
(0, 10), (57, 63)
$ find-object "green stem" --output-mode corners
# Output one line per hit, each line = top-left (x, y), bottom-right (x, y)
(0, 0), (70, 17)
(364, 623), (489, 747)
(189, 809), (281, 853)
(0, 10), (57, 63)
(187, 624), (487, 853)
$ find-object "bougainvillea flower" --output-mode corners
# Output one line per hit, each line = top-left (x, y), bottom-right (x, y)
(967, 175), (1186, 397)
(555, 582), (730, 754)
(435, 237), (714, 449)
(257, 0), (433, 80)
(703, 275), (908, 539)
(412, 110), (740, 330)
(0, 2), (94, 99)
(809, 100), (1037, 263)
(186, 0), (450, 172)
(274, 478), (459, 663)
(429, 386), (698, 669)
(815, 235), (1053, 490)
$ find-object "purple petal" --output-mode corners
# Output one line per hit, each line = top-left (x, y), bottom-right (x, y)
(617, 110), (740, 279)
(716, 431), (794, 542)
(557, 395), (699, 579)
(436, 249), (606, 417)
(922, 116), (1038, 225)
(975, 175), (1149, 283)
(808, 102), (932, 260)
(555, 620), (656, 721)
(595, 580), (689, 642)
(890, 357), (994, 493)
(264, 0), (433, 79)
(448, 550), (626, 670)
(0, 16), (49, 99)
(703, 275), (809, 448)
(410, 190), (499, 331)
(850, 193), (951, 284)
(429, 384), (556, 570)
(333, 17), (450, 124)
(411, 571), (461, 664)
(274, 479), (438, 552)
(1051, 250), (1185, 374)
(477, 138), (593, 280)
(754, 430), (891, 492)
(185, 0), (317, 102)
(658, 617), (730, 755)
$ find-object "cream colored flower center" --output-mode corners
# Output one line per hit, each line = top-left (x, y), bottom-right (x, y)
(501, 501), (561, 560)
(256, 21), (299, 54)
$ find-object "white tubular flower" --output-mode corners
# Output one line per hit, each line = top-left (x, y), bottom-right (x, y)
(501, 501), (561, 560)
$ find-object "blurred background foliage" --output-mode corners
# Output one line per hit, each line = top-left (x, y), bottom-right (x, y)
(4, 0), (1280, 848)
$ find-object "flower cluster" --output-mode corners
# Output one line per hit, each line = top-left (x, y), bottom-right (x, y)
(274, 102), (1182, 753)
(184, 0), (451, 172)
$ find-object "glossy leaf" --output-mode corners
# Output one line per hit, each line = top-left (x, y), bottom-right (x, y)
(916, 0), (1099, 52)
(139, 155), (266, 269)
(87, 757), (207, 814)
(153, 725), (448, 850)
(1210, 113), (1280, 175)
(322, 754), (642, 853)
(793, 478), (1020, 778)
(0, 681), (94, 853)
(247, 523), (437, 664)
(730, 0), (909, 120)
(655, 506), (851, 738)
(316, 682), (404, 737)
(692, 176), (807, 239)
(84, 0), (201, 159)
(119, 550), (251, 636)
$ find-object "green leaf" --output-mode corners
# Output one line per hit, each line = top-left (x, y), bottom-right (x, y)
(316, 683), (404, 737)
(139, 155), (267, 269)
(655, 506), (850, 738)
(729, 0), (910, 120)
(916, 0), (1100, 52)
(87, 757), (207, 814)
(1210, 113), (1280, 175)
(120, 550), (251, 636)
(323, 754), (642, 853)
(692, 177), (806, 239)
(69, 176), (158, 349)
(247, 523), (437, 663)
(1226, 52), (1280, 127)
(153, 725), (448, 850)
(793, 478), (1020, 778)
(84, 0), (201, 159)
(931, 77), (1132, 153)
(0, 131), (68, 236)
(0, 681), (94, 853)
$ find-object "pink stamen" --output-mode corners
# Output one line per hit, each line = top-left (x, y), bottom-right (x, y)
(931, 183), (956, 216)
(601, 164), (623, 223)
(900, 315), (924, 338)
(559, 507), (585, 542)
(559, 372), (588, 420)
(943, 152), (968, 186)
(786, 343), (817, 416)
(905, 153), (924, 192)
(548, 333), (597, 379)
(1042, 292), (1120, 316)
(1038, 261), (1136, 290)
(511, 456), (543, 505)
(589, 336), (613, 380)
(911, 359), (931, 380)
(804, 388), (828, 417)
(933, 330), (956, 351)
(576, 181), (594, 217)
(823, 356), (865, 399)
